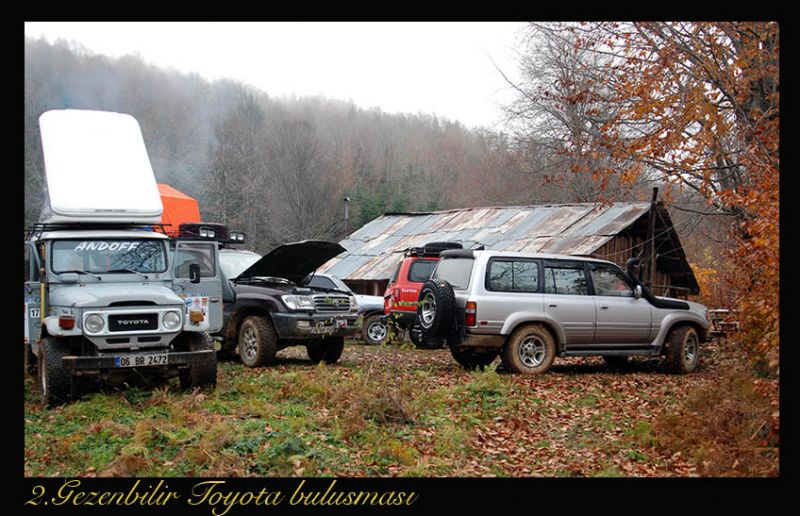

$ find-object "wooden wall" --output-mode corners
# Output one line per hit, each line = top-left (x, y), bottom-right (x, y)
(594, 234), (687, 299)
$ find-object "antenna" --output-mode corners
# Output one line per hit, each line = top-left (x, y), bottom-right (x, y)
(343, 196), (351, 239)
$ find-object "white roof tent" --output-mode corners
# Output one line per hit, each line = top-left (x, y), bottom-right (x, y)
(38, 109), (163, 225)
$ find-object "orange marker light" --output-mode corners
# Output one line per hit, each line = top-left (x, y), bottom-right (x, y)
(58, 315), (75, 330)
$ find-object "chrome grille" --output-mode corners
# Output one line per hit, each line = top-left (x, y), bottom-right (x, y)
(313, 295), (351, 312)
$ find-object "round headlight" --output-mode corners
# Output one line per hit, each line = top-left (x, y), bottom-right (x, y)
(163, 311), (182, 330)
(84, 314), (104, 333)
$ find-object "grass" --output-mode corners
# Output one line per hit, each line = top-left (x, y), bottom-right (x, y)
(24, 339), (777, 477)
(650, 340), (779, 476)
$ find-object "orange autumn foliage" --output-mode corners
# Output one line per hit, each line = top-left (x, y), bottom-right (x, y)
(566, 22), (778, 370)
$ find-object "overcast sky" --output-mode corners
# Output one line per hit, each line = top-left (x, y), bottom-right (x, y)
(24, 22), (528, 130)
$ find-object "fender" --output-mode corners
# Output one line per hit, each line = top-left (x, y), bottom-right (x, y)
(651, 311), (710, 347)
(43, 316), (83, 337)
(230, 292), (284, 312)
(500, 312), (566, 345)
(221, 296), (280, 342)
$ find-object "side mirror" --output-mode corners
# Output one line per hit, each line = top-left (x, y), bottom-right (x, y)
(223, 281), (237, 304)
(189, 263), (201, 284)
(59, 272), (80, 284)
(634, 285), (643, 299)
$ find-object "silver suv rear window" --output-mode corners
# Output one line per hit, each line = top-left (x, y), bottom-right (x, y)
(432, 257), (473, 290)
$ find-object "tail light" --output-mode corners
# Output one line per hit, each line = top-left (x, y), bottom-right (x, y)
(58, 315), (75, 330)
(465, 301), (477, 327)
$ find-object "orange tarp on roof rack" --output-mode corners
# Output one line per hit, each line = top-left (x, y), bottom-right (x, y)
(158, 183), (201, 236)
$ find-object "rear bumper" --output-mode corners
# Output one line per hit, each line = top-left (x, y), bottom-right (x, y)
(62, 349), (214, 370)
(272, 312), (360, 339)
(455, 331), (504, 349)
(381, 310), (416, 329)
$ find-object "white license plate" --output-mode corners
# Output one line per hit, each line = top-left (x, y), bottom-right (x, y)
(310, 320), (348, 334)
(114, 353), (169, 368)
(311, 326), (334, 334)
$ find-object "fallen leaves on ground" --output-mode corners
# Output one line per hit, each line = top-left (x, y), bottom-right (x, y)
(23, 339), (775, 477)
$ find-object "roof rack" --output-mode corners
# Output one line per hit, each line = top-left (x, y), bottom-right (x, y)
(174, 222), (246, 246)
(25, 223), (168, 241)
(405, 241), (463, 257)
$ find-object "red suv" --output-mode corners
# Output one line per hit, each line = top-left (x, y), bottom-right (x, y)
(383, 242), (462, 348)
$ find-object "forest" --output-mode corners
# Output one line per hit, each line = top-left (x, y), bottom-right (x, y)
(24, 34), (723, 271)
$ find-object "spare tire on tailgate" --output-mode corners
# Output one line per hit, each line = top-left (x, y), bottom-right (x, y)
(417, 279), (457, 338)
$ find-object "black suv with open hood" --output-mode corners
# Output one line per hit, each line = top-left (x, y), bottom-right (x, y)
(216, 240), (359, 367)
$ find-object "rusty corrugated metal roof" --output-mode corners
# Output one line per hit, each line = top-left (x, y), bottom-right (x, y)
(319, 202), (653, 281)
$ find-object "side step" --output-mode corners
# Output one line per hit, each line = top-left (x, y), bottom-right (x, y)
(561, 346), (661, 357)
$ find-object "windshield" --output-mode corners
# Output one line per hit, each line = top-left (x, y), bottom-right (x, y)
(432, 257), (474, 290)
(51, 239), (167, 274)
(219, 250), (261, 278)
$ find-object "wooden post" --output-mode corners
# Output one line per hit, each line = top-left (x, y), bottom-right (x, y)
(648, 187), (658, 288)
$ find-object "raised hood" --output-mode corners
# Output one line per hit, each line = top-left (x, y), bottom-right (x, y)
(235, 240), (345, 284)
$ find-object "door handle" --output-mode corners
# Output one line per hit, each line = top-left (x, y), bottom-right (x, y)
(210, 297), (221, 303)
(548, 304), (558, 308)
(600, 306), (609, 310)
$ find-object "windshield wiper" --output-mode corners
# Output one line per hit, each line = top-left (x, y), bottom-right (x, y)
(107, 268), (150, 280)
(58, 269), (103, 281)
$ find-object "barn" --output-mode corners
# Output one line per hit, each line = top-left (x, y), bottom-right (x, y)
(317, 201), (700, 299)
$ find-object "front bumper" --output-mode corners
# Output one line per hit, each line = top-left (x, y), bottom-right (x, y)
(272, 312), (360, 339)
(62, 349), (214, 370)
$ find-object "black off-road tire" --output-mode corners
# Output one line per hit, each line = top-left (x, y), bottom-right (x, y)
(25, 340), (38, 377)
(603, 355), (630, 370)
(409, 319), (444, 349)
(179, 333), (218, 390)
(307, 336), (345, 365)
(417, 280), (457, 338)
(361, 314), (388, 345)
(501, 324), (556, 374)
(664, 325), (701, 374)
(38, 337), (72, 407)
(238, 316), (278, 367)
(450, 347), (497, 371)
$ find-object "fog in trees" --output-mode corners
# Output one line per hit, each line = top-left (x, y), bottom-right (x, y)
(25, 38), (540, 253)
(25, 35), (724, 266)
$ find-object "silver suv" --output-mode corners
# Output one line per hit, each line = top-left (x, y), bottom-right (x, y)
(416, 249), (711, 374)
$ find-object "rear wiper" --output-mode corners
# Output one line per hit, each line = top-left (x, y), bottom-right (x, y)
(58, 269), (102, 281)
(107, 268), (149, 280)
